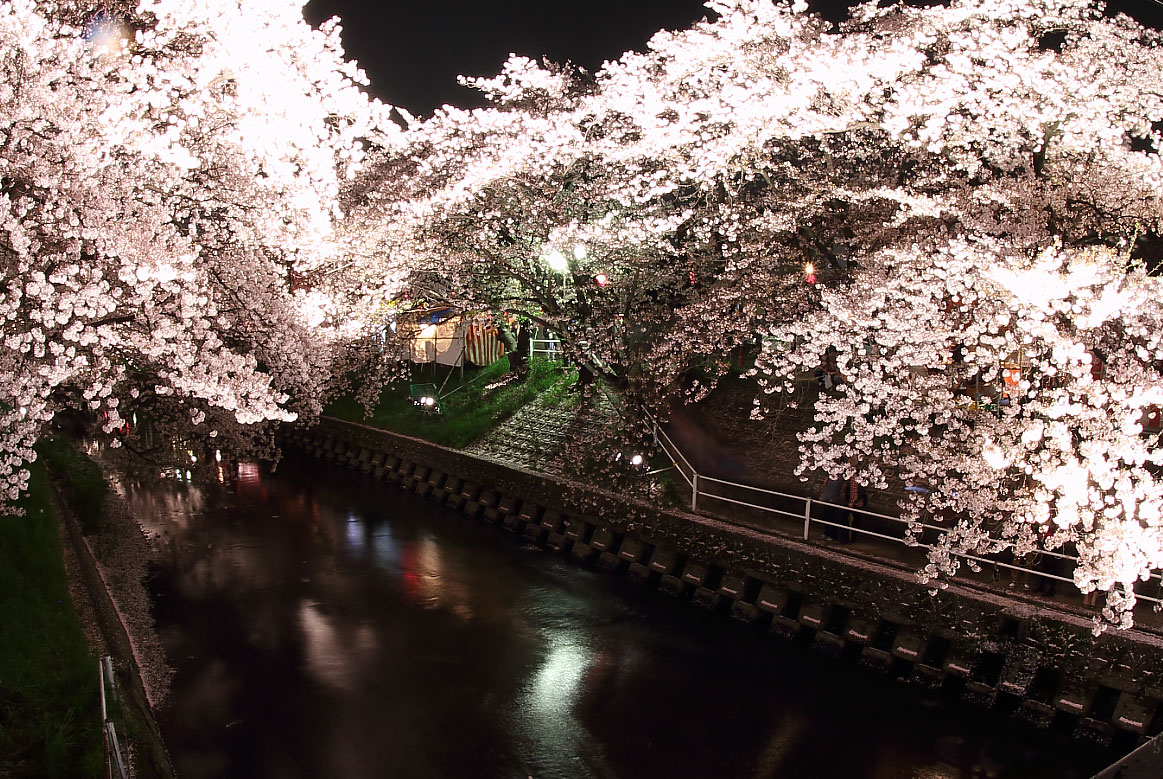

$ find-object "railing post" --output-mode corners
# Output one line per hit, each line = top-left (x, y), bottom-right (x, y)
(106, 722), (127, 779)
(99, 658), (107, 721)
(803, 498), (811, 540)
(691, 472), (699, 512)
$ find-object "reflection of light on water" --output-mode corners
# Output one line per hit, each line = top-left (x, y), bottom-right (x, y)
(347, 518), (475, 619)
(512, 636), (600, 774)
(345, 513), (365, 555)
(237, 462), (261, 486)
(371, 528), (399, 570)
(119, 474), (206, 540)
(530, 640), (591, 715)
(413, 536), (444, 605)
(298, 600), (377, 691)
(399, 534), (474, 619)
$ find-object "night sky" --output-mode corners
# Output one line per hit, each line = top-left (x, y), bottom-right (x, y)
(303, 0), (1163, 116)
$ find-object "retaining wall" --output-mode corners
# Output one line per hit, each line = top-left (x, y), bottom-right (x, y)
(286, 417), (1163, 744)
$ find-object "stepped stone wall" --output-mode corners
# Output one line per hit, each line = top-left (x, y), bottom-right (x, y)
(285, 416), (1163, 745)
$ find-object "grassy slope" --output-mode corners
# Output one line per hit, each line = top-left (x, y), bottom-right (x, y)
(326, 357), (577, 447)
(0, 455), (103, 778)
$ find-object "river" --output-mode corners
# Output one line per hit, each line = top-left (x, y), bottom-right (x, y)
(121, 455), (1128, 778)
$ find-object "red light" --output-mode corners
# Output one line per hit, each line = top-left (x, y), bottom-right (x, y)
(594, 272), (609, 287)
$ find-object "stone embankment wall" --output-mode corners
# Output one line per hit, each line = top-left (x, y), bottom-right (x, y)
(48, 473), (176, 779)
(287, 417), (1163, 744)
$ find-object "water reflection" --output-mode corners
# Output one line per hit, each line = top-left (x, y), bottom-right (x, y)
(141, 457), (1129, 779)
(298, 600), (378, 692)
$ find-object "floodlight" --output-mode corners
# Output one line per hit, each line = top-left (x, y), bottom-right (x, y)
(546, 250), (568, 272)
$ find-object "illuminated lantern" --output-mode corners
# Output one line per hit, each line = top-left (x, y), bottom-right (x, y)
(594, 272), (609, 287)
(804, 263), (816, 285)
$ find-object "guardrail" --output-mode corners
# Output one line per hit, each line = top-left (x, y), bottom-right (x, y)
(99, 655), (129, 779)
(530, 338), (561, 361)
(646, 412), (1163, 610)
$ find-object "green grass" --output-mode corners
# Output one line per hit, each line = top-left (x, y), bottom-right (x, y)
(0, 456), (103, 778)
(35, 437), (108, 535)
(326, 357), (577, 448)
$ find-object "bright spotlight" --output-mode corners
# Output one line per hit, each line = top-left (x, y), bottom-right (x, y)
(546, 250), (568, 272)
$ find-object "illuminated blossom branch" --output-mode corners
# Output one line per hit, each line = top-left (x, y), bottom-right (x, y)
(1, 0), (391, 504)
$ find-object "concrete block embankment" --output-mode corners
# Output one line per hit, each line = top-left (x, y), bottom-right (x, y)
(286, 417), (1163, 744)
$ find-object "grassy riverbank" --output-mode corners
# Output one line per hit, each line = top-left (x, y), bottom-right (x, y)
(0, 455), (103, 778)
(325, 357), (578, 447)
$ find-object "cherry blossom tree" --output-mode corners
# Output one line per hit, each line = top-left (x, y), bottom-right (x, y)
(344, 50), (824, 411)
(343, 0), (1163, 627)
(733, 0), (1163, 628)
(1, 0), (390, 505)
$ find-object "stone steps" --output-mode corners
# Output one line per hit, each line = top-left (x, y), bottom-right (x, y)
(465, 391), (622, 473)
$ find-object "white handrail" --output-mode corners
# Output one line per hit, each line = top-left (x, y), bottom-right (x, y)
(99, 656), (129, 779)
(652, 419), (696, 476)
(643, 410), (1163, 609)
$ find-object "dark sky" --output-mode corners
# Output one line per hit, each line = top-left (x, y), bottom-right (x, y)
(302, 0), (721, 114)
(303, 0), (1163, 116)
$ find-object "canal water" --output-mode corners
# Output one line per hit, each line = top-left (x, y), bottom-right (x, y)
(123, 455), (1129, 779)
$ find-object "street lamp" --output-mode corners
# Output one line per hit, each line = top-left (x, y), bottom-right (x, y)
(545, 250), (568, 273)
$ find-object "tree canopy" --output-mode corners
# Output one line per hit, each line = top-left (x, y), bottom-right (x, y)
(4, 0), (1162, 628)
(1, 0), (392, 497)
(347, 0), (1163, 627)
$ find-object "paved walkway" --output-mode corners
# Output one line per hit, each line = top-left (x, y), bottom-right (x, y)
(464, 388), (625, 473)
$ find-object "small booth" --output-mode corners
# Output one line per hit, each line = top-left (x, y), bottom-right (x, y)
(395, 307), (465, 366)
(395, 309), (509, 369)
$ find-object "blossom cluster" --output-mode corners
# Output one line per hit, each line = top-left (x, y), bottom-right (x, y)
(1, 0), (390, 504)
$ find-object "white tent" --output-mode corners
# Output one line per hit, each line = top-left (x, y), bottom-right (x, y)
(396, 308), (465, 366)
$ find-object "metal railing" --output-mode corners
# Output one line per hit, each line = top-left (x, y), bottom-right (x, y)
(530, 337), (562, 361)
(646, 412), (1163, 610)
(99, 655), (129, 779)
